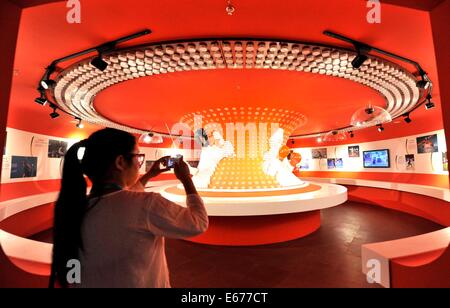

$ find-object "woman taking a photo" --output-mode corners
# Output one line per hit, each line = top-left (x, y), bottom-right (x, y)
(50, 128), (208, 288)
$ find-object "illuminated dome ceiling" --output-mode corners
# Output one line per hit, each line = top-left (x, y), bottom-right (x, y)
(9, 0), (442, 140)
(51, 39), (420, 138)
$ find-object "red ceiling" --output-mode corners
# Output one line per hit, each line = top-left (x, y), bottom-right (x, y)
(95, 69), (385, 135)
(9, 0), (446, 11)
(7, 0), (444, 141)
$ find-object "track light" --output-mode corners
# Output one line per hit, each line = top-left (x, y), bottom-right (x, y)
(317, 136), (322, 143)
(351, 44), (371, 69)
(91, 56), (108, 71)
(35, 96), (47, 105)
(349, 131), (354, 138)
(323, 31), (371, 69)
(377, 124), (384, 132)
(416, 79), (430, 89)
(40, 79), (56, 90)
(90, 42), (117, 71)
(416, 70), (430, 90)
(324, 31), (432, 94)
(425, 95), (435, 110)
(425, 101), (435, 110)
(50, 110), (59, 119)
(403, 113), (412, 123)
(75, 117), (84, 128)
(37, 30), (151, 100)
(352, 53), (369, 69)
(50, 105), (59, 119)
(35, 90), (48, 106)
(40, 64), (57, 89)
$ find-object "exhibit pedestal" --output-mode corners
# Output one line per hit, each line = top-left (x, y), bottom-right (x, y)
(186, 210), (321, 246)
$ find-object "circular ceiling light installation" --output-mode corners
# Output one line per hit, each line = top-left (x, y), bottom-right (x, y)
(50, 39), (422, 138)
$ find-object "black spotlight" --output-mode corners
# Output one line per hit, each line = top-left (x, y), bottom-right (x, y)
(35, 92), (47, 106)
(351, 44), (371, 69)
(40, 79), (56, 90)
(75, 117), (84, 129)
(425, 95), (435, 110)
(91, 56), (108, 71)
(377, 124), (384, 132)
(416, 79), (430, 89)
(351, 54), (369, 69)
(40, 64), (57, 89)
(403, 113), (412, 123)
(416, 70), (430, 89)
(349, 131), (354, 138)
(50, 107), (59, 119)
(291, 139), (295, 145)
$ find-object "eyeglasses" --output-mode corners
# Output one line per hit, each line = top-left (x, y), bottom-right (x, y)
(126, 153), (145, 167)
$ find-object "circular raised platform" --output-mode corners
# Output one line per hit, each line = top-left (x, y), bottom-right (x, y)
(157, 181), (347, 216)
(154, 181), (347, 245)
(170, 182), (318, 197)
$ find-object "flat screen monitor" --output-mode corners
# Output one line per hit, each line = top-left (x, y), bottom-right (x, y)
(363, 149), (390, 168)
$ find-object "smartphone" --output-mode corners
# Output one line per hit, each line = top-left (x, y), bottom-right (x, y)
(166, 155), (182, 168)
(166, 157), (176, 168)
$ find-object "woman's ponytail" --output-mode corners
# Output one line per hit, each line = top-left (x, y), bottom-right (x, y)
(50, 140), (88, 288)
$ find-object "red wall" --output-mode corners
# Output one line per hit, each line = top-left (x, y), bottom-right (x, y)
(0, 1), (21, 194)
(430, 0), (450, 186)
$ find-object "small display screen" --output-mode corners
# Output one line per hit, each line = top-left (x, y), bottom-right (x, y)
(363, 149), (390, 168)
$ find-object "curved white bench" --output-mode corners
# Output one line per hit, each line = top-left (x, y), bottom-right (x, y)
(361, 227), (450, 287)
(300, 177), (450, 202)
(299, 177), (450, 288)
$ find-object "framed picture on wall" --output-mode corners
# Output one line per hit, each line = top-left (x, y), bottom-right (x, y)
(443, 152), (448, 172)
(48, 139), (68, 158)
(10, 156), (37, 178)
(348, 145), (360, 157)
(335, 158), (343, 168)
(327, 158), (335, 169)
(312, 148), (327, 159)
(416, 134), (438, 154)
(405, 154), (415, 170)
(299, 158), (310, 170)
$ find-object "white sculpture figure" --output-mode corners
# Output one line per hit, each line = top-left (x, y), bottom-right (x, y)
(191, 130), (235, 188)
(212, 131), (235, 158)
(263, 128), (304, 187)
(263, 129), (284, 176)
(276, 156), (303, 187)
